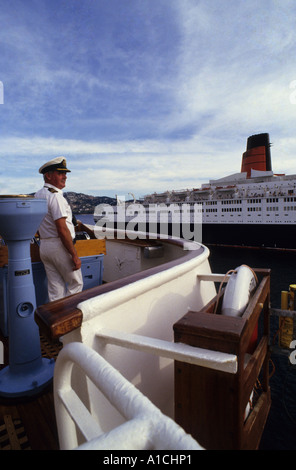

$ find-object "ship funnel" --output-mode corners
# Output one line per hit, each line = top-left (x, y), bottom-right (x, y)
(0, 196), (54, 397)
(241, 133), (272, 178)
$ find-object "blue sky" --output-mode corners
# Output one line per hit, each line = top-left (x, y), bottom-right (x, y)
(1, 0), (296, 199)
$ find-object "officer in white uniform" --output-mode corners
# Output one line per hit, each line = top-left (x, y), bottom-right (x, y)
(35, 157), (83, 301)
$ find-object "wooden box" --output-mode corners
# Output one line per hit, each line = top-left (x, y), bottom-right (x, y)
(173, 269), (271, 450)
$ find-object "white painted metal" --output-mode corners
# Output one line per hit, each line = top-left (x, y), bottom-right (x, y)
(197, 273), (230, 282)
(60, 236), (218, 445)
(96, 328), (237, 373)
(54, 342), (203, 450)
(77, 241), (211, 323)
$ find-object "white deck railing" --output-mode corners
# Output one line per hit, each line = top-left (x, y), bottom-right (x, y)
(54, 330), (237, 450)
(54, 342), (204, 450)
(96, 328), (237, 373)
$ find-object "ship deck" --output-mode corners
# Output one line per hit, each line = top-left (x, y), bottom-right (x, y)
(0, 333), (61, 450)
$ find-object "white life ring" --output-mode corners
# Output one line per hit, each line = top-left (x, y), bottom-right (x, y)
(221, 265), (258, 420)
(221, 265), (257, 317)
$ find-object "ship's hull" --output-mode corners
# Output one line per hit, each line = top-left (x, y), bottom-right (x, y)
(149, 222), (296, 250)
(94, 217), (296, 250)
(200, 223), (296, 250)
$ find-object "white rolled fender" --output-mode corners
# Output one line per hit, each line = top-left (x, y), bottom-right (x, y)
(221, 265), (257, 317)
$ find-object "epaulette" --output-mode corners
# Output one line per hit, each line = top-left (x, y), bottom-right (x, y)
(47, 187), (58, 193)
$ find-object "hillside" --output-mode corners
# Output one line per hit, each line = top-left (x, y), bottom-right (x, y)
(64, 192), (117, 214)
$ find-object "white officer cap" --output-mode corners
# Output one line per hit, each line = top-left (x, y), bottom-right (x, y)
(39, 157), (71, 174)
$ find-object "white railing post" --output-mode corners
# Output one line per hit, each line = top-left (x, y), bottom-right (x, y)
(96, 328), (238, 373)
(54, 342), (203, 450)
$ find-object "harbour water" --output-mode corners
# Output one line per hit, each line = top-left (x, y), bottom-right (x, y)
(78, 214), (296, 450)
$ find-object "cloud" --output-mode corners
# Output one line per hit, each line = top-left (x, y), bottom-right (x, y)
(0, 132), (242, 198)
(1, 0), (296, 199)
(170, 1), (296, 138)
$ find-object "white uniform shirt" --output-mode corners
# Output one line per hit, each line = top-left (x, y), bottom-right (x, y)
(35, 184), (75, 239)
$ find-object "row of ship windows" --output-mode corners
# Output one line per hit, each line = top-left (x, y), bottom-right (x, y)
(266, 198), (278, 203)
(247, 198), (261, 204)
(205, 200), (243, 205)
(221, 208), (241, 212)
(248, 207), (261, 212)
(204, 207), (295, 213)
(172, 205), (296, 212)
(204, 197), (290, 206)
(205, 210), (241, 214)
(221, 200), (241, 205)
(245, 197), (295, 204)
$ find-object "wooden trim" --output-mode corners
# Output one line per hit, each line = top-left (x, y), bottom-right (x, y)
(174, 310), (245, 355)
(76, 239), (106, 256)
(242, 390), (271, 450)
(241, 336), (268, 409)
(0, 244), (8, 267)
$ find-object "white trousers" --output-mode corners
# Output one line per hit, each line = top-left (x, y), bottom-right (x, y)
(40, 238), (83, 302)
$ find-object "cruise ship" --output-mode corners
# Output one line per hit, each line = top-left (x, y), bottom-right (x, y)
(140, 133), (296, 250)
